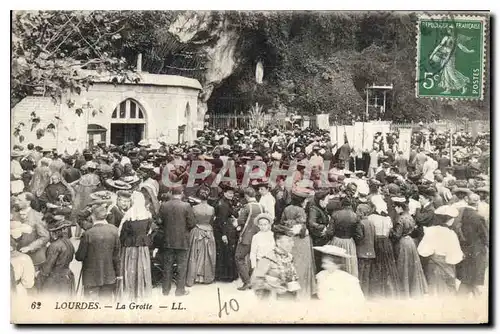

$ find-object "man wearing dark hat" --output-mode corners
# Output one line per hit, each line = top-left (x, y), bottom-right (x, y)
(456, 193), (489, 297)
(338, 140), (351, 171)
(75, 198), (121, 299)
(395, 150), (409, 176)
(375, 162), (391, 184)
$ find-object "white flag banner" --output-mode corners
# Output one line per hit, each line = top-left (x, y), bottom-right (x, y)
(343, 125), (355, 147)
(399, 128), (412, 160)
(330, 126), (339, 145)
(353, 122), (375, 151)
(316, 114), (330, 130)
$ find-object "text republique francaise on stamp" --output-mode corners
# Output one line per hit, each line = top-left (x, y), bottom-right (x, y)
(416, 14), (487, 100)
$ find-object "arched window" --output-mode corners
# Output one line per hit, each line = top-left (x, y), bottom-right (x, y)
(112, 99), (145, 122)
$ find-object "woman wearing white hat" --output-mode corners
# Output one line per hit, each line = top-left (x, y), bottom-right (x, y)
(417, 205), (463, 297)
(313, 245), (364, 303)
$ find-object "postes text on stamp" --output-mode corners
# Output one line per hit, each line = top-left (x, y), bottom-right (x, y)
(416, 14), (487, 100)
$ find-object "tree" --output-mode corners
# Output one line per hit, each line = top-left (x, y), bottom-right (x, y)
(11, 10), (180, 109)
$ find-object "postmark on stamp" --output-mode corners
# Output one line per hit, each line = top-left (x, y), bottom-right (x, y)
(416, 14), (487, 100)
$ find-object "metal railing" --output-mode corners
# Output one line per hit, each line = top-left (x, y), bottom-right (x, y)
(205, 113), (490, 133)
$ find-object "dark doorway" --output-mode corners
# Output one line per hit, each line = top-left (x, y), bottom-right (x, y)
(110, 123), (145, 146)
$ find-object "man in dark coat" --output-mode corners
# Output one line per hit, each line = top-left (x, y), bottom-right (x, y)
(395, 151), (409, 176)
(456, 194), (489, 296)
(158, 187), (196, 296)
(271, 177), (291, 223)
(339, 140), (351, 170)
(438, 151), (450, 174)
(213, 185), (239, 282)
(75, 199), (121, 299)
(234, 187), (264, 290)
(375, 162), (390, 184)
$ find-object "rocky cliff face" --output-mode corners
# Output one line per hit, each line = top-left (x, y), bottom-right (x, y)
(169, 12), (240, 129)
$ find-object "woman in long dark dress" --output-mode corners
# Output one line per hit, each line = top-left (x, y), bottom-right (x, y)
(186, 187), (216, 286)
(118, 191), (153, 299)
(274, 188), (317, 300)
(390, 198), (428, 299)
(367, 198), (400, 299)
(213, 185), (239, 282)
(39, 217), (75, 296)
(307, 190), (333, 273)
(328, 197), (363, 278)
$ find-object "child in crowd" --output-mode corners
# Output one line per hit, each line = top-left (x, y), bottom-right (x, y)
(250, 213), (276, 270)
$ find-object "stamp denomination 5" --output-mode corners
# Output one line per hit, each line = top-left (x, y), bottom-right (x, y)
(416, 14), (488, 100)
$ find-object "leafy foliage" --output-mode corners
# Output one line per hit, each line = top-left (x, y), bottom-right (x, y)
(12, 10), (489, 130)
(11, 10), (181, 109)
(213, 11), (489, 122)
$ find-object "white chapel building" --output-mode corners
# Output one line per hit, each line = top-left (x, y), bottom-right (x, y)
(11, 68), (202, 154)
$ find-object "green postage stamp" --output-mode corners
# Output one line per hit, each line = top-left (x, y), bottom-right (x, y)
(416, 14), (487, 100)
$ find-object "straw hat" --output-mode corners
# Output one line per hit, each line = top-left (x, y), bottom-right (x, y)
(391, 195), (406, 202)
(106, 179), (132, 190)
(172, 148), (183, 156)
(434, 205), (459, 218)
(313, 245), (352, 258)
(254, 212), (274, 225)
(88, 191), (114, 207)
(84, 161), (98, 170)
(452, 187), (472, 196)
(47, 215), (72, 232)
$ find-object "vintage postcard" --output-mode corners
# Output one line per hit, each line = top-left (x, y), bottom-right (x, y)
(10, 10), (490, 324)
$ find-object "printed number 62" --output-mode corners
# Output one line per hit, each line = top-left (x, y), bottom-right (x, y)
(422, 72), (439, 90)
(31, 301), (41, 309)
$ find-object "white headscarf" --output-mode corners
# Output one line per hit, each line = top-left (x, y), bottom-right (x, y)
(118, 191), (152, 234)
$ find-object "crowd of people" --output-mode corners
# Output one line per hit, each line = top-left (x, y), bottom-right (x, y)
(10, 125), (490, 303)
